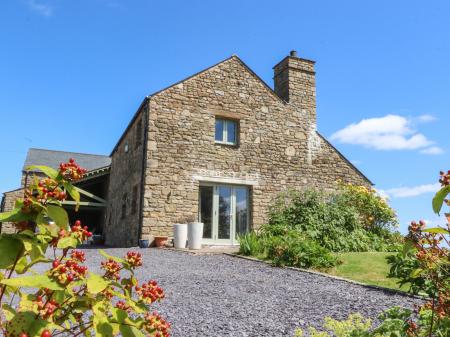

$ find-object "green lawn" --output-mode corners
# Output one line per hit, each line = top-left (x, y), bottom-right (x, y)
(326, 252), (408, 291)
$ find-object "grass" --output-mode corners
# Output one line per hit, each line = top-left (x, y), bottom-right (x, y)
(326, 252), (408, 291)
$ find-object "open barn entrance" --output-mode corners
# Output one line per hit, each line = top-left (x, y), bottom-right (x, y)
(63, 167), (110, 240)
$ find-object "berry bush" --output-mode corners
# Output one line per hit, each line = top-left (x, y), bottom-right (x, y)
(0, 160), (170, 337)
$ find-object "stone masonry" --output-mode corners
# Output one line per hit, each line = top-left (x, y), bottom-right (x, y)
(103, 107), (146, 247)
(0, 188), (24, 234)
(104, 51), (371, 247)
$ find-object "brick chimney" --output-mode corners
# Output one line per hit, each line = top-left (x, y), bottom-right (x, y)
(273, 50), (316, 126)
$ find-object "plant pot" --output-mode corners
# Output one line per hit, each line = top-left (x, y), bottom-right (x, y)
(154, 236), (168, 248)
(173, 223), (188, 249)
(187, 222), (204, 250)
(138, 239), (150, 248)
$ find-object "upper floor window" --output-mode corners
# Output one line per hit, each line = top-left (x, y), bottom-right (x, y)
(215, 118), (237, 145)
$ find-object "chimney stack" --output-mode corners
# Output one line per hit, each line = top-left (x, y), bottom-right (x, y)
(273, 51), (316, 126)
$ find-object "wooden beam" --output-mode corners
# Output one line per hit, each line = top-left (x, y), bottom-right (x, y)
(75, 187), (106, 203)
(62, 201), (106, 208)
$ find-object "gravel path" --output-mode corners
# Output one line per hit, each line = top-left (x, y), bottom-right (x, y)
(81, 248), (420, 337)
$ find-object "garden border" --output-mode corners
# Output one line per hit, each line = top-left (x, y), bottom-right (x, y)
(224, 253), (425, 300)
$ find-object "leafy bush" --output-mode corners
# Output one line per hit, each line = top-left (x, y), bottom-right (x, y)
(238, 232), (264, 256)
(295, 305), (449, 337)
(266, 187), (399, 253)
(296, 170), (450, 337)
(0, 161), (170, 337)
(337, 182), (398, 233)
(266, 231), (339, 269)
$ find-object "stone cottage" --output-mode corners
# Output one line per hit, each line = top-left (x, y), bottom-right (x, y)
(1, 51), (371, 247)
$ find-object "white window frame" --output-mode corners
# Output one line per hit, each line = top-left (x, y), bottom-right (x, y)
(198, 183), (250, 245)
(215, 118), (237, 145)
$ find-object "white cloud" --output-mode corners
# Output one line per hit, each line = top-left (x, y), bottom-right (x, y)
(330, 114), (436, 151)
(380, 183), (440, 199)
(27, 0), (52, 17)
(420, 146), (444, 155)
(417, 114), (437, 122)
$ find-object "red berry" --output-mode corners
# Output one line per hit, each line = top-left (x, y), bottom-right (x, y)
(74, 220), (81, 226)
(19, 333), (28, 337)
(67, 274), (74, 282)
(52, 260), (60, 269)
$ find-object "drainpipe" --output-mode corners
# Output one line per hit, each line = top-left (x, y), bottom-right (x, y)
(137, 97), (150, 245)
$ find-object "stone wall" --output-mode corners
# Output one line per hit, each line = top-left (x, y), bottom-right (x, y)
(140, 55), (371, 240)
(0, 188), (24, 234)
(104, 103), (147, 247)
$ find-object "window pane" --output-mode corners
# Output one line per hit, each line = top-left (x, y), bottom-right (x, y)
(218, 186), (231, 239)
(199, 186), (213, 239)
(227, 120), (236, 144)
(215, 119), (224, 142)
(235, 187), (248, 236)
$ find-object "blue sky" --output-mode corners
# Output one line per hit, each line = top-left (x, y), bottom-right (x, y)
(1, 0), (448, 233)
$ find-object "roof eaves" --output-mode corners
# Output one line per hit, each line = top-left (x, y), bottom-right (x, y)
(76, 165), (111, 183)
(110, 97), (149, 156)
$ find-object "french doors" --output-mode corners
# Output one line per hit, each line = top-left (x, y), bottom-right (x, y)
(199, 184), (249, 244)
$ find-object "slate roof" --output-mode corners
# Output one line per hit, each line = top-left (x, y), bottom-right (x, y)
(23, 148), (111, 172)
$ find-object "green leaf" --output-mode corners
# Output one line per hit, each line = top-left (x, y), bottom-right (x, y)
(19, 256), (51, 275)
(63, 182), (80, 210)
(87, 272), (110, 294)
(14, 256), (29, 274)
(25, 165), (59, 179)
(432, 185), (450, 215)
(422, 227), (449, 234)
(0, 236), (23, 269)
(99, 249), (126, 264)
(2, 303), (16, 321)
(1, 274), (63, 290)
(119, 324), (146, 337)
(0, 208), (32, 223)
(46, 205), (69, 228)
(56, 236), (79, 249)
(410, 268), (424, 278)
(5, 311), (50, 337)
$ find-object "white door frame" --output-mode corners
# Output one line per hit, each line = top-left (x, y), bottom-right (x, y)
(199, 183), (250, 245)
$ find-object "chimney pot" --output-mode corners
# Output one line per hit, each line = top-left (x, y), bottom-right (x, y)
(290, 50), (298, 57)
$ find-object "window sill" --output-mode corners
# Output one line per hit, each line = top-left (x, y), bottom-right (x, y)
(215, 141), (239, 148)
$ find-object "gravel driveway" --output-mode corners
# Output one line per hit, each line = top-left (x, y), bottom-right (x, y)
(82, 248), (420, 337)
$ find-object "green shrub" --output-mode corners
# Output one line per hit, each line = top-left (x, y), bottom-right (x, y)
(337, 182), (398, 233)
(238, 232), (266, 256)
(266, 231), (339, 270)
(266, 188), (399, 252)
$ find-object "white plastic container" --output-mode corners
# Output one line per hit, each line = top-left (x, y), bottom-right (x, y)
(187, 222), (204, 250)
(173, 223), (188, 249)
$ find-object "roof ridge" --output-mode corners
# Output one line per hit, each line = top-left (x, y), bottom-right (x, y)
(28, 147), (110, 158)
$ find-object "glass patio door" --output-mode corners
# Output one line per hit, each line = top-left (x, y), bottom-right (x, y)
(199, 184), (249, 244)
